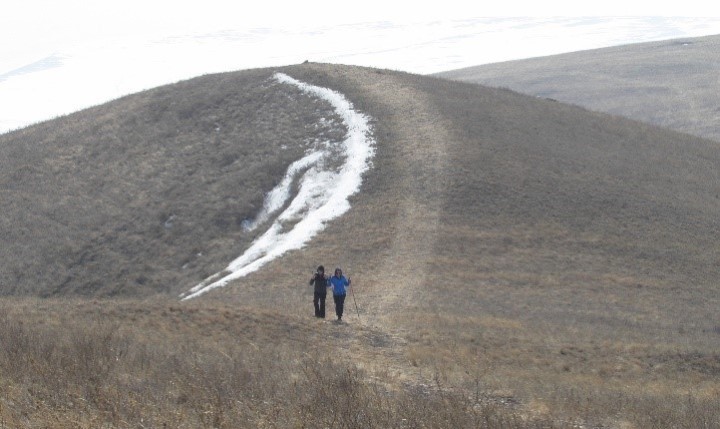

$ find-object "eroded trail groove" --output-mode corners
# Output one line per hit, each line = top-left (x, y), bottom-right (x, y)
(260, 64), (458, 387)
(330, 67), (453, 326)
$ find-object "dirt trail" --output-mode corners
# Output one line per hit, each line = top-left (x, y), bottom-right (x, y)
(290, 65), (456, 385)
(200, 64), (459, 390)
(344, 69), (452, 327)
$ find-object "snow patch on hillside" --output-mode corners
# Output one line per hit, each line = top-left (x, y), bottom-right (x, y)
(180, 73), (375, 300)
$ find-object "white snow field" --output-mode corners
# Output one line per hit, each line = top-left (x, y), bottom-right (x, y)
(180, 73), (375, 300)
(4, 16), (720, 135)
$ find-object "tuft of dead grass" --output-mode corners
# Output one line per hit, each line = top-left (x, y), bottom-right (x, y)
(0, 298), (575, 429)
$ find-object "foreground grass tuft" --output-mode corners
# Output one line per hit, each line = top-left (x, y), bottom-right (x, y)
(0, 299), (573, 429)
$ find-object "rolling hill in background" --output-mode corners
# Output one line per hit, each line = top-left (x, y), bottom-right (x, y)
(435, 33), (720, 142)
(2, 60), (720, 427)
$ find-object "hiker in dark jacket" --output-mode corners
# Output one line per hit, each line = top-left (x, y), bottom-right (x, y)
(328, 267), (351, 322)
(309, 265), (329, 318)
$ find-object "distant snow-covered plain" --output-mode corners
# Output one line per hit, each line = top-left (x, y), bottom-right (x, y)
(2, 16), (720, 135)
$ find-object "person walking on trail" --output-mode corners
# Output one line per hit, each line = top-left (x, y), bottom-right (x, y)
(309, 265), (329, 318)
(329, 267), (351, 322)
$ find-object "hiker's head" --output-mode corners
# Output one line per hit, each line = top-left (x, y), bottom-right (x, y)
(317, 265), (324, 273)
(335, 268), (342, 276)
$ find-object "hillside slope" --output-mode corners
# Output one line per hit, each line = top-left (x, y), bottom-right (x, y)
(4, 61), (720, 344)
(3, 63), (720, 426)
(0, 69), (349, 296)
(435, 34), (720, 142)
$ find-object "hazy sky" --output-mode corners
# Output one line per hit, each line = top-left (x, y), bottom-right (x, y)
(4, 0), (720, 63)
(2, 1), (720, 133)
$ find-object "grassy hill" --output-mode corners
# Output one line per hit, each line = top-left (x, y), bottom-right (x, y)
(0, 69), (348, 296)
(435, 34), (720, 142)
(1, 62), (720, 427)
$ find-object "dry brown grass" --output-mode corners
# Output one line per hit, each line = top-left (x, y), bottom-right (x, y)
(436, 34), (720, 142)
(2, 62), (720, 427)
(0, 298), (571, 428)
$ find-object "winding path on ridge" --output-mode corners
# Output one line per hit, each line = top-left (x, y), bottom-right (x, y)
(344, 68), (452, 327)
(182, 64), (456, 391)
(277, 64), (455, 386)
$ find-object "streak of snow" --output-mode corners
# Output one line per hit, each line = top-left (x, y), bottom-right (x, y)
(241, 150), (324, 232)
(180, 72), (375, 300)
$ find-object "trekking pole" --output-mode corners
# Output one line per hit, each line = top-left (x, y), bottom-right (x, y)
(351, 283), (360, 319)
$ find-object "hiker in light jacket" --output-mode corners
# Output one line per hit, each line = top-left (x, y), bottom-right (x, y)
(309, 265), (329, 318)
(328, 267), (351, 322)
